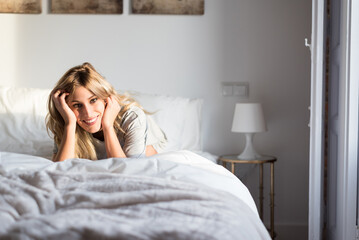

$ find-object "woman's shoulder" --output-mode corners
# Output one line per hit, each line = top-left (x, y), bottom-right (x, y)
(121, 105), (146, 125)
(123, 105), (145, 116)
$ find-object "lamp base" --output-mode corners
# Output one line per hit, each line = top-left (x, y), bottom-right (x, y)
(237, 151), (263, 160)
(237, 133), (263, 160)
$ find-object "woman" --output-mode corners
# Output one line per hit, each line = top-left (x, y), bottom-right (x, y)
(46, 62), (167, 162)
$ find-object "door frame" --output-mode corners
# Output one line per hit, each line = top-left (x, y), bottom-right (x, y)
(338, 0), (359, 238)
(308, 0), (359, 239)
(308, 0), (326, 239)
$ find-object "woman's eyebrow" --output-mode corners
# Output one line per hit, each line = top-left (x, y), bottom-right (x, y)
(71, 95), (96, 102)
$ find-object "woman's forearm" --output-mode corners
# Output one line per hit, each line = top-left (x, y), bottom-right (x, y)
(103, 126), (126, 158)
(53, 124), (76, 162)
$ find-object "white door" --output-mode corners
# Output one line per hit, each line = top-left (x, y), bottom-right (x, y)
(308, 0), (359, 239)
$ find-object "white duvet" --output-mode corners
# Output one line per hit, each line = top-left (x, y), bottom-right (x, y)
(0, 150), (271, 240)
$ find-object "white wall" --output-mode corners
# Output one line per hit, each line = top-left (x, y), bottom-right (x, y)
(0, 0), (311, 238)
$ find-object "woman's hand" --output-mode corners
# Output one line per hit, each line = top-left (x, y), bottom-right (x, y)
(102, 95), (121, 130)
(52, 90), (77, 126)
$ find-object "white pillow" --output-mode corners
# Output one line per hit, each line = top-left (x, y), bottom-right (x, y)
(128, 92), (203, 151)
(0, 87), (203, 158)
(0, 86), (53, 158)
(181, 98), (203, 150)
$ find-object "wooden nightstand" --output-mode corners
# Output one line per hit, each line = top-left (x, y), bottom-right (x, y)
(218, 155), (277, 239)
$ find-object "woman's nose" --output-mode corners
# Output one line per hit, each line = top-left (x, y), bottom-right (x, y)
(81, 104), (93, 117)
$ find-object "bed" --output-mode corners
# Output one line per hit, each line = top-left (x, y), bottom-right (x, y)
(0, 86), (271, 239)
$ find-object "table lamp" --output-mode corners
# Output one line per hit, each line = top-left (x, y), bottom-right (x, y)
(231, 103), (267, 160)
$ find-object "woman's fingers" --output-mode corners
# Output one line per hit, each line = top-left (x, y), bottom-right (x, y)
(52, 90), (61, 101)
(105, 96), (120, 111)
(59, 92), (69, 104)
(52, 90), (68, 105)
(51, 90), (76, 125)
(109, 95), (120, 109)
(106, 97), (110, 105)
(106, 96), (113, 107)
(52, 90), (63, 101)
(102, 95), (121, 130)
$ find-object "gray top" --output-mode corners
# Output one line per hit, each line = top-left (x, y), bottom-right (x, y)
(54, 106), (167, 159)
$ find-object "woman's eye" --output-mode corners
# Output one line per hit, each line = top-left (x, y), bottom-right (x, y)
(90, 98), (97, 103)
(73, 104), (82, 109)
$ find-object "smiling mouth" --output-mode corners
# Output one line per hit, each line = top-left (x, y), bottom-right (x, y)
(82, 116), (98, 126)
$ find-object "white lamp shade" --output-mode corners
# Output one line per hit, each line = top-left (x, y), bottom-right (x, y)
(231, 103), (267, 133)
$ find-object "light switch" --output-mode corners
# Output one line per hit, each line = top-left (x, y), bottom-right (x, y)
(233, 84), (248, 97)
(222, 82), (249, 98)
(222, 84), (233, 96)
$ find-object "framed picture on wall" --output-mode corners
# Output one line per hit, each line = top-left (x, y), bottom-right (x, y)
(51, 0), (123, 14)
(131, 0), (204, 15)
(0, 0), (41, 13)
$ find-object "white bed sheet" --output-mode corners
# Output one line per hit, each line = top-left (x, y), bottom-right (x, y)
(0, 150), (271, 240)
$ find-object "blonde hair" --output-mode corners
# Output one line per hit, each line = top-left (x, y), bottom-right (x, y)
(46, 62), (139, 160)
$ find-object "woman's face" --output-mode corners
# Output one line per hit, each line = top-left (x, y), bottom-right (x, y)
(67, 86), (106, 133)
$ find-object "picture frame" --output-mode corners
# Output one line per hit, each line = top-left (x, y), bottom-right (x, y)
(132, 0), (204, 15)
(0, 0), (41, 14)
(51, 0), (123, 14)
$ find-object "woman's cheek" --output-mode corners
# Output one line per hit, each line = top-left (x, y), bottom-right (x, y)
(98, 101), (106, 113)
